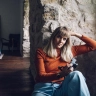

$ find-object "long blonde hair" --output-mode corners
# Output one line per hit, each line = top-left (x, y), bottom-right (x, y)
(43, 26), (73, 62)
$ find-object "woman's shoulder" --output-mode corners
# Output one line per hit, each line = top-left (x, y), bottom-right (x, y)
(36, 48), (43, 53)
(36, 48), (46, 56)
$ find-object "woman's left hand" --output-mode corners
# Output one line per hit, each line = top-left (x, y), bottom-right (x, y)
(67, 63), (74, 72)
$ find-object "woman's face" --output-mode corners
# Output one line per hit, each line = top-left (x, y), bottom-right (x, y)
(54, 34), (68, 49)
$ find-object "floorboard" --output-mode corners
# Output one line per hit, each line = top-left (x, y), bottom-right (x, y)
(0, 55), (35, 96)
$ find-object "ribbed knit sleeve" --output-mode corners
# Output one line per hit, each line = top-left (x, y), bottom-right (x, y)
(72, 35), (96, 56)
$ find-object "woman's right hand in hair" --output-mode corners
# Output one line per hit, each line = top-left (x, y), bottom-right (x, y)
(69, 31), (82, 38)
(68, 31), (76, 36)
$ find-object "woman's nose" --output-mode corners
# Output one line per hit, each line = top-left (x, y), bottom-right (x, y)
(60, 38), (63, 42)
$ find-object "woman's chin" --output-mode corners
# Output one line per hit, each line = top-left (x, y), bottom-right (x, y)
(56, 45), (63, 49)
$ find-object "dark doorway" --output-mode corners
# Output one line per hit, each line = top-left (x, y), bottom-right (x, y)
(0, 0), (24, 56)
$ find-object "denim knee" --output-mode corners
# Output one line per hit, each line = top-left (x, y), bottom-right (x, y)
(71, 70), (82, 75)
(69, 71), (85, 80)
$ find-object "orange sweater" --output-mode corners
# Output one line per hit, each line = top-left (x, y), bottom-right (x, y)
(35, 35), (96, 83)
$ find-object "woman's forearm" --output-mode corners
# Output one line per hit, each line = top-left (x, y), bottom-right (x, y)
(74, 33), (82, 38)
(70, 32), (82, 38)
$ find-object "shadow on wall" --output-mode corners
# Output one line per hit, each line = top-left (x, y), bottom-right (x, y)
(29, 0), (45, 79)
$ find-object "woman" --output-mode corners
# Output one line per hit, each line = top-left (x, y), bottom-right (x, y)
(32, 26), (96, 96)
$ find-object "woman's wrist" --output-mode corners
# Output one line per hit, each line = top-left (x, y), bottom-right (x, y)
(74, 33), (82, 38)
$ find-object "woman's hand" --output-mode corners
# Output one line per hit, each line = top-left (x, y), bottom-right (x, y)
(68, 31), (82, 38)
(68, 31), (76, 36)
(59, 64), (74, 77)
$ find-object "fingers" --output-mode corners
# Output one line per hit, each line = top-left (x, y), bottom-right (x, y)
(61, 66), (71, 76)
(58, 65), (74, 77)
(69, 67), (74, 72)
(67, 64), (74, 72)
(68, 31), (75, 36)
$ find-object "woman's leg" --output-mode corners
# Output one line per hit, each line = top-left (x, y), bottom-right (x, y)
(31, 83), (58, 96)
(32, 92), (46, 96)
(53, 71), (90, 96)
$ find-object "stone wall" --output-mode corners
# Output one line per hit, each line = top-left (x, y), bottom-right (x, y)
(29, 0), (96, 95)
(41, 0), (96, 44)
(23, 0), (30, 57)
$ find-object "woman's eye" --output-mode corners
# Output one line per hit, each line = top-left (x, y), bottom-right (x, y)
(63, 38), (67, 40)
(57, 35), (61, 38)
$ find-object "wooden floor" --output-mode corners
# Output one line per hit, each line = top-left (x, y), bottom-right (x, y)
(0, 55), (35, 96)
